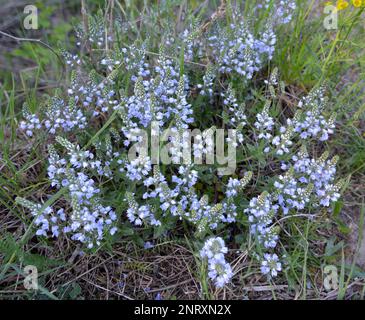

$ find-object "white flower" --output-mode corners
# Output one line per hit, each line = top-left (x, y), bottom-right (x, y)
(260, 253), (282, 277)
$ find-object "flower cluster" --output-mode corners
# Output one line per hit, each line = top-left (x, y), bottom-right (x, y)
(200, 237), (233, 288)
(198, 64), (216, 96)
(19, 104), (41, 137)
(116, 57), (193, 152)
(245, 147), (343, 278)
(255, 100), (274, 142)
(61, 49), (81, 68)
(120, 155), (152, 181)
(208, 17), (275, 80)
(263, 1), (296, 25)
(295, 86), (336, 141)
(69, 71), (118, 117)
(222, 84), (247, 145)
(245, 192), (279, 250)
(180, 21), (204, 61)
(290, 148), (342, 207)
(44, 97), (87, 134)
(254, 85), (336, 156)
(19, 73), (118, 137)
(101, 44), (150, 80)
(22, 137), (118, 248)
(75, 11), (113, 48)
(125, 192), (161, 226)
(274, 167), (312, 214)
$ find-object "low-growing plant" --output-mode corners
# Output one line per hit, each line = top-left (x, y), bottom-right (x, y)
(3, 0), (362, 297)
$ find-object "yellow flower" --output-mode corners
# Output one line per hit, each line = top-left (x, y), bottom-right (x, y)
(337, 0), (349, 9)
(352, 0), (362, 7)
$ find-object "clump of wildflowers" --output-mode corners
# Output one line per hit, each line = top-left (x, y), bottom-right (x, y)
(290, 147), (342, 207)
(18, 136), (118, 249)
(294, 86), (336, 141)
(253, 82), (336, 157)
(44, 97), (87, 134)
(245, 146), (343, 277)
(244, 191), (282, 278)
(208, 18), (267, 80)
(15, 3), (345, 292)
